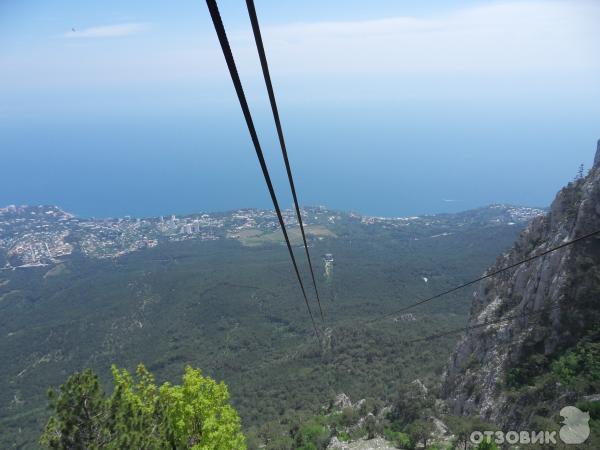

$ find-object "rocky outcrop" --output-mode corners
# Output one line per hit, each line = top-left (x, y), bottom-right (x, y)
(442, 141), (600, 428)
(333, 393), (354, 410)
(327, 437), (397, 450)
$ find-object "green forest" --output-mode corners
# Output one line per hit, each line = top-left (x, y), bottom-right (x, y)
(0, 207), (530, 448)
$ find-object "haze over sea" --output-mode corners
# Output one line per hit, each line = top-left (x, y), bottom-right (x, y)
(2, 102), (597, 219)
(2, 0), (599, 218)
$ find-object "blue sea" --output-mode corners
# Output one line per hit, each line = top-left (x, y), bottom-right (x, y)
(1, 100), (597, 219)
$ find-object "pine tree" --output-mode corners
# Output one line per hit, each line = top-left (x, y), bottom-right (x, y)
(40, 369), (109, 449)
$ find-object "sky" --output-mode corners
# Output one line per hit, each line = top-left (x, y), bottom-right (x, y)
(1, 0), (599, 218)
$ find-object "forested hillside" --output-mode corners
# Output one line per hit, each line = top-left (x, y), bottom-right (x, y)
(0, 204), (536, 448)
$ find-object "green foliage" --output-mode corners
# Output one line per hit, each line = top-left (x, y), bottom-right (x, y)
(476, 438), (498, 450)
(247, 397), (394, 449)
(40, 365), (245, 449)
(296, 419), (330, 450)
(359, 397), (381, 416)
(384, 428), (411, 448)
(40, 369), (109, 449)
(396, 432), (412, 449)
(337, 430), (350, 442)
(0, 213), (528, 447)
(552, 352), (579, 384)
(365, 413), (377, 439)
(505, 353), (548, 388)
(505, 336), (600, 398)
(106, 364), (164, 449)
(389, 383), (434, 427)
(576, 401), (600, 421)
(340, 407), (357, 426)
(445, 416), (490, 450)
(406, 419), (434, 449)
(551, 341), (600, 386)
(159, 366), (245, 449)
(297, 444), (317, 450)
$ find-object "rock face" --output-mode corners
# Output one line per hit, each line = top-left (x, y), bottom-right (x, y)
(333, 393), (354, 410)
(327, 437), (397, 450)
(442, 141), (600, 428)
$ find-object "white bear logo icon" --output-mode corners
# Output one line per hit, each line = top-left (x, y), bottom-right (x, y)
(559, 406), (590, 444)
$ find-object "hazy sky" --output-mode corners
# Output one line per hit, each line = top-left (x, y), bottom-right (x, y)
(1, 1), (599, 217)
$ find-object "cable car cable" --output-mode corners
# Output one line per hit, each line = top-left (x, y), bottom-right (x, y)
(205, 0), (319, 338)
(367, 228), (600, 324)
(246, 0), (324, 321)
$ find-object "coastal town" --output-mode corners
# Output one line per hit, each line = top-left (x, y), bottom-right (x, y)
(0, 203), (544, 269)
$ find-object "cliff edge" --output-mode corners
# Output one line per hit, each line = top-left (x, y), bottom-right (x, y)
(442, 141), (600, 429)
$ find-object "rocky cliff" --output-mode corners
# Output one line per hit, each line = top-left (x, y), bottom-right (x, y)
(442, 140), (600, 429)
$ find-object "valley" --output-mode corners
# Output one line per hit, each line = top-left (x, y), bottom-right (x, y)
(0, 203), (541, 448)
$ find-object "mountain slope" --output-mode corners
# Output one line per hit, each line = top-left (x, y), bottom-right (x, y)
(0, 204), (537, 449)
(442, 141), (600, 432)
